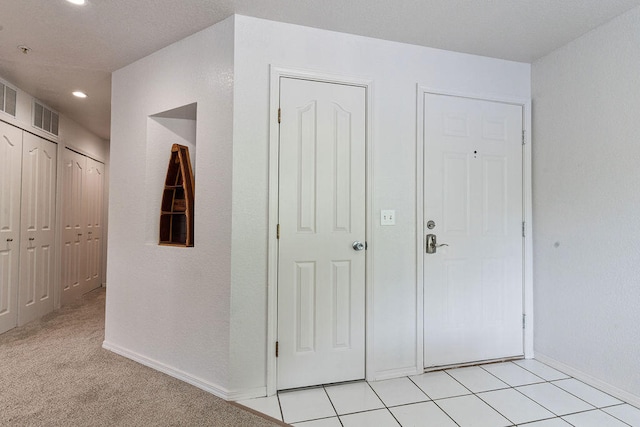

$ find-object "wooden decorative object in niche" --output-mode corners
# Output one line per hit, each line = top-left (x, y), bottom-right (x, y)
(159, 144), (195, 247)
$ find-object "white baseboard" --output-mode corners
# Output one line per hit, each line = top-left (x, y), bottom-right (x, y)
(369, 365), (421, 382)
(102, 340), (233, 400)
(535, 352), (640, 407)
(226, 386), (268, 401)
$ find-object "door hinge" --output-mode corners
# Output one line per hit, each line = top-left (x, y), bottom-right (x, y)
(278, 108), (281, 124)
(275, 341), (279, 357)
(523, 314), (526, 329)
(522, 130), (526, 145)
(277, 224), (280, 239)
(522, 221), (526, 237)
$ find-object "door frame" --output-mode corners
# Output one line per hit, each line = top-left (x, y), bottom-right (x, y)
(415, 87), (534, 371)
(267, 66), (374, 395)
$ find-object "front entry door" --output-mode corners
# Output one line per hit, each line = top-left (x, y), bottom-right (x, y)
(423, 93), (524, 368)
(277, 78), (366, 390)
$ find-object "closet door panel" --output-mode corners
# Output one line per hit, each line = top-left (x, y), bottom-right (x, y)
(61, 151), (104, 305)
(0, 122), (22, 334)
(85, 158), (103, 290)
(61, 149), (85, 305)
(18, 134), (56, 326)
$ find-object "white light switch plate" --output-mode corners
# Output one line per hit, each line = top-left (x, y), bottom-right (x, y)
(381, 210), (396, 225)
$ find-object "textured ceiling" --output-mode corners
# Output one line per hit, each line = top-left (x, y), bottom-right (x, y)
(1, 0), (639, 141)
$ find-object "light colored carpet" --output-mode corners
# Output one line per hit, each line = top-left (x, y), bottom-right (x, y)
(0, 288), (282, 426)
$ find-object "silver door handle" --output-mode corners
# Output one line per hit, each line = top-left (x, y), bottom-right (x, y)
(352, 241), (365, 251)
(426, 234), (448, 254)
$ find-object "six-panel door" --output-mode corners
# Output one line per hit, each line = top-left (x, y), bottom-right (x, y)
(423, 93), (524, 367)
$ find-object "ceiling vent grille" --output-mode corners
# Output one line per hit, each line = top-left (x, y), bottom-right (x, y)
(0, 82), (17, 117)
(33, 101), (59, 136)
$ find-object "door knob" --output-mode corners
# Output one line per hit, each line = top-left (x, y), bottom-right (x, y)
(352, 241), (365, 251)
(426, 234), (448, 254)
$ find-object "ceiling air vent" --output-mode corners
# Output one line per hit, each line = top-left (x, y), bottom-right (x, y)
(33, 101), (59, 136)
(0, 82), (17, 117)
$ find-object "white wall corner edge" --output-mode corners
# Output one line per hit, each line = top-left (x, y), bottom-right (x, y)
(535, 352), (640, 407)
(102, 341), (242, 401)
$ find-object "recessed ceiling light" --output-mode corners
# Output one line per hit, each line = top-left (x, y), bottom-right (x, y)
(73, 91), (88, 98)
(66, 0), (86, 5)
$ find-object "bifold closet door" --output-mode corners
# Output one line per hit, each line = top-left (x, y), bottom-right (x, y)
(0, 122), (23, 334)
(61, 150), (104, 305)
(61, 149), (85, 305)
(83, 158), (103, 292)
(18, 133), (57, 326)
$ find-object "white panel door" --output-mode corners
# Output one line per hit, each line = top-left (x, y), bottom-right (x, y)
(19, 133), (57, 326)
(61, 151), (104, 305)
(277, 78), (366, 390)
(423, 94), (523, 367)
(61, 149), (85, 305)
(0, 122), (23, 334)
(84, 158), (103, 291)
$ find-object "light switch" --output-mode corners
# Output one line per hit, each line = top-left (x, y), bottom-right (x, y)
(381, 210), (396, 225)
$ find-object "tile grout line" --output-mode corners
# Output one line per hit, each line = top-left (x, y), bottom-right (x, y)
(504, 362), (626, 423)
(364, 379), (403, 426)
(600, 406), (636, 427)
(476, 362), (556, 425)
(549, 377), (625, 408)
(547, 380), (598, 411)
(443, 368), (477, 395)
(512, 360), (571, 382)
(321, 384), (344, 427)
(405, 373), (463, 426)
(560, 408), (634, 426)
(276, 393), (285, 423)
(479, 360), (546, 386)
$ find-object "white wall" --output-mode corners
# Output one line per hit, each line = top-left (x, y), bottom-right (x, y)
(532, 6), (640, 399)
(229, 15), (530, 394)
(59, 115), (109, 162)
(104, 17), (235, 394)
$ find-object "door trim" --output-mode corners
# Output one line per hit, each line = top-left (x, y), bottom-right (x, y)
(415, 86), (533, 371)
(267, 66), (374, 395)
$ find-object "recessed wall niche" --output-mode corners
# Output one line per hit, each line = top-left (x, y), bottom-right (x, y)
(145, 103), (197, 246)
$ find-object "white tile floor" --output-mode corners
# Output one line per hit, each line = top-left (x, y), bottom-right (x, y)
(238, 360), (640, 426)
